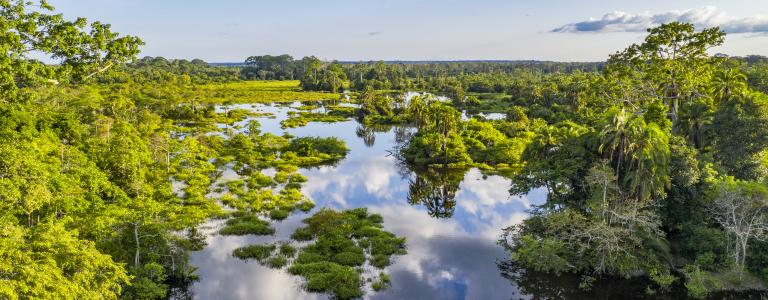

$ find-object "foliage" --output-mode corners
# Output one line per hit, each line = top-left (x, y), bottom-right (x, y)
(281, 111), (350, 128)
(682, 264), (722, 299)
(282, 136), (350, 165)
(232, 244), (276, 261)
(711, 92), (768, 180)
(234, 208), (406, 299)
(219, 215), (275, 236)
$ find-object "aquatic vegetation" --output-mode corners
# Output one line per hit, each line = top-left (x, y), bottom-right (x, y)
(281, 136), (350, 166)
(325, 105), (357, 115)
(211, 128), (343, 222)
(215, 108), (274, 125)
(371, 273), (391, 291)
(230, 208), (406, 299)
(288, 262), (362, 299)
(269, 208), (290, 220)
(266, 255), (290, 269)
(219, 215), (275, 236)
(281, 111), (349, 128)
(279, 243), (297, 258)
(232, 244), (277, 261)
(195, 81), (339, 103)
(287, 208), (406, 298)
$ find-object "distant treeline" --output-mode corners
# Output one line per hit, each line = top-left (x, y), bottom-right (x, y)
(98, 54), (768, 97)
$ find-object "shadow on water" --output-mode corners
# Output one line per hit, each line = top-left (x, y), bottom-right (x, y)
(497, 260), (767, 300)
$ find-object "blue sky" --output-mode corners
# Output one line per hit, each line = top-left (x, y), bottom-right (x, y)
(49, 0), (768, 62)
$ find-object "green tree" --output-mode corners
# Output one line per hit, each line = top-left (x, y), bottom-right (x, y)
(606, 22), (725, 127)
(711, 68), (747, 103)
(0, 0), (142, 100)
(711, 92), (768, 180)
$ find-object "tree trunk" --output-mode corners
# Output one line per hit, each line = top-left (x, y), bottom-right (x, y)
(134, 224), (141, 267)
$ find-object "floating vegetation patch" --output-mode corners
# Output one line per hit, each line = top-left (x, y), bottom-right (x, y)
(232, 244), (276, 261)
(231, 208), (406, 299)
(371, 272), (391, 291)
(281, 111), (349, 128)
(219, 215), (275, 236)
(282, 137), (349, 166)
(266, 255), (289, 269)
(215, 108), (274, 125)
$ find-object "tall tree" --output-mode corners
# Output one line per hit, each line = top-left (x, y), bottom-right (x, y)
(606, 22), (725, 127)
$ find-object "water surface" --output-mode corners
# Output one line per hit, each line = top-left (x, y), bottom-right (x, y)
(190, 102), (545, 299)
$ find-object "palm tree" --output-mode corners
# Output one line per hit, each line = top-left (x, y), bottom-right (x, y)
(624, 123), (670, 201)
(712, 69), (747, 103)
(535, 125), (561, 158)
(599, 109), (636, 178)
(677, 101), (712, 149)
(431, 104), (461, 164)
(407, 95), (428, 129)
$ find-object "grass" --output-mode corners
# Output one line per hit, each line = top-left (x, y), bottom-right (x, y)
(269, 208), (290, 220)
(194, 81), (340, 104)
(266, 255), (289, 269)
(286, 208), (407, 298)
(279, 243), (297, 257)
(280, 111), (349, 128)
(287, 261), (362, 300)
(219, 215), (275, 236)
(232, 244), (276, 261)
(372, 273), (391, 291)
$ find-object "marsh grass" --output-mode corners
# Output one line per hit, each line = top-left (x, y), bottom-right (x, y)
(232, 244), (276, 261)
(219, 215), (275, 236)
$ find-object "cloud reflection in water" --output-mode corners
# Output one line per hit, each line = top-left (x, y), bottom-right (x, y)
(189, 104), (546, 299)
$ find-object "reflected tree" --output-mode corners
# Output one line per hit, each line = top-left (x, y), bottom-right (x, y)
(496, 260), (687, 300)
(355, 125), (376, 147)
(393, 126), (412, 145)
(406, 168), (466, 218)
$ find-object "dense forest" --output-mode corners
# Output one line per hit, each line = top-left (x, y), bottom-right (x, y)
(3, 1), (768, 299)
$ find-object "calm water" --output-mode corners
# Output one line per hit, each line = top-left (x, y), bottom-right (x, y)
(188, 102), (548, 300)
(183, 102), (768, 300)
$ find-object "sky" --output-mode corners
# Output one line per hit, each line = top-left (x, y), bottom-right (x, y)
(48, 0), (768, 62)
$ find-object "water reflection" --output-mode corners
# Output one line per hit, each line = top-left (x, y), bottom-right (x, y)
(355, 125), (376, 147)
(189, 102), (547, 299)
(407, 168), (463, 219)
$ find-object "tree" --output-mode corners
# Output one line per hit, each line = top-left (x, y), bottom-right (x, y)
(599, 109), (670, 201)
(0, 1), (142, 298)
(0, 221), (130, 299)
(606, 22), (725, 127)
(406, 95), (430, 129)
(430, 103), (462, 165)
(676, 99), (712, 149)
(708, 180), (768, 279)
(0, 0), (142, 100)
(711, 68), (747, 103)
(711, 92), (768, 180)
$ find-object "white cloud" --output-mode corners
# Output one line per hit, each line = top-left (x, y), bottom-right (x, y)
(554, 6), (768, 34)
